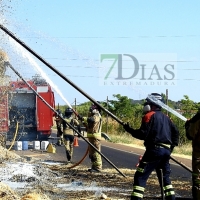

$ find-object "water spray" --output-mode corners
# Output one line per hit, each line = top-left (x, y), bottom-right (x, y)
(0, 24), (191, 173)
(4, 61), (126, 177)
(147, 94), (187, 121)
(0, 24), (188, 124)
(0, 24), (123, 124)
(7, 37), (73, 110)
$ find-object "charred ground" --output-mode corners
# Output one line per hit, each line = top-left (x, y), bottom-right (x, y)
(0, 145), (193, 200)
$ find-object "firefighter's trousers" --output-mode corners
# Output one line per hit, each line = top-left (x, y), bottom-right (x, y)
(131, 146), (175, 200)
(88, 137), (102, 170)
(57, 132), (63, 146)
(192, 153), (200, 200)
(63, 134), (74, 161)
(56, 121), (63, 146)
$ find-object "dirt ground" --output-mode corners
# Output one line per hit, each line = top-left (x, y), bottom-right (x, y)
(0, 145), (193, 200)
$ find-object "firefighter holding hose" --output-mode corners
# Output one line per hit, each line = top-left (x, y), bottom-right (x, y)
(78, 103), (102, 173)
(123, 93), (179, 200)
(185, 111), (200, 199)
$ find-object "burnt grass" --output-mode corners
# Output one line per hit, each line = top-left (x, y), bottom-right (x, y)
(0, 159), (193, 200)
(41, 163), (192, 200)
(0, 145), (192, 200)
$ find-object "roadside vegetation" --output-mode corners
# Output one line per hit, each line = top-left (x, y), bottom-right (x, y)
(56, 93), (198, 157)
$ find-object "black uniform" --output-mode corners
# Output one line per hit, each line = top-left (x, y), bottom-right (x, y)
(124, 109), (179, 200)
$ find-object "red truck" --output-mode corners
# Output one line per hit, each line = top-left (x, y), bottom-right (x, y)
(0, 74), (55, 142)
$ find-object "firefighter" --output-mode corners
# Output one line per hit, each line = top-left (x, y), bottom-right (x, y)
(185, 111), (200, 199)
(78, 103), (102, 173)
(54, 109), (63, 146)
(123, 93), (179, 200)
(62, 107), (80, 163)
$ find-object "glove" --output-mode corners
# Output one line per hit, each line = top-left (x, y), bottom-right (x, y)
(55, 117), (60, 121)
(77, 115), (83, 121)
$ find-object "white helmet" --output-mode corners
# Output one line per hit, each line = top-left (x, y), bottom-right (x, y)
(143, 93), (164, 113)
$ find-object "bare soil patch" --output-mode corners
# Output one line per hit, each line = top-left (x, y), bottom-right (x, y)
(0, 146), (192, 200)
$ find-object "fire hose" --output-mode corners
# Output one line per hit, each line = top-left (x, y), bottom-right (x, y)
(0, 24), (192, 174)
(7, 121), (19, 151)
(7, 117), (28, 151)
(67, 146), (89, 169)
(4, 61), (126, 178)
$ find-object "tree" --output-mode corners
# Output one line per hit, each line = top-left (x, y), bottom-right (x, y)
(76, 101), (91, 116)
(57, 94), (199, 145)
(107, 94), (144, 133)
(108, 94), (134, 121)
(175, 95), (199, 145)
(180, 95), (196, 119)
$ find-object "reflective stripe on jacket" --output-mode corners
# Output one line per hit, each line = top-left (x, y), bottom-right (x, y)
(83, 113), (102, 139)
(63, 117), (79, 135)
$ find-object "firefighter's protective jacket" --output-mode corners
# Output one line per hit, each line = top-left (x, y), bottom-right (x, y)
(62, 117), (80, 135)
(185, 112), (200, 153)
(185, 112), (200, 199)
(124, 110), (179, 148)
(82, 112), (102, 140)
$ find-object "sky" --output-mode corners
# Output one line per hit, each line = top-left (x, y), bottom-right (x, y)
(0, 0), (200, 106)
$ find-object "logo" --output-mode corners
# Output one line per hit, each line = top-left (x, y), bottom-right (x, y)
(99, 53), (177, 86)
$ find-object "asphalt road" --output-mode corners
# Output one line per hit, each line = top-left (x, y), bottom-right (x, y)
(12, 134), (193, 200)
(13, 132), (192, 180)
(46, 135), (192, 180)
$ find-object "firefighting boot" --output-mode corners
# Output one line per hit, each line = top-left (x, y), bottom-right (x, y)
(66, 150), (71, 162)
(57, 139), (61, 146)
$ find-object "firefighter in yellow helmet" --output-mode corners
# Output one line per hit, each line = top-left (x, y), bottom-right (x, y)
(185, 111), (200, 199)
(62, 107), (80, 163)
(79, 103), (102, 173)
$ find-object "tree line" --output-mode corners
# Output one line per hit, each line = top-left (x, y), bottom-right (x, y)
(56, 94), (200, 145)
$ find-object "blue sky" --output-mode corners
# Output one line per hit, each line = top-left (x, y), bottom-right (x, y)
(0, 0), (200, 106)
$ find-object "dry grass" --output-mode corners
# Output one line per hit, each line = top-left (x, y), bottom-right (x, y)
(108, 130), (192, 157)
(0, 182), (20, 200)
(0, 145), (192, 199)
(21, 193), (50, 200)
(173, 142), (192, 156)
